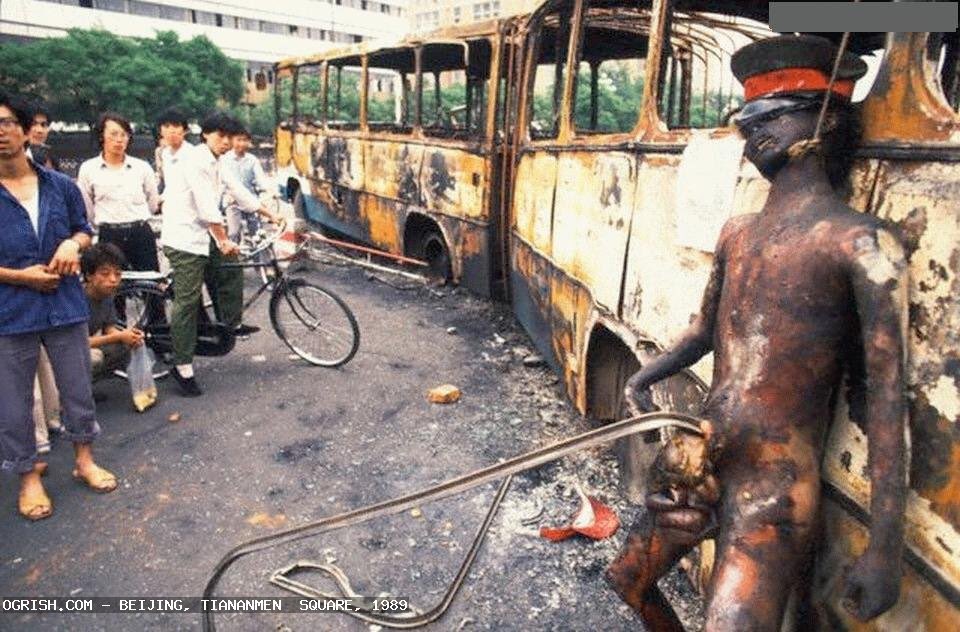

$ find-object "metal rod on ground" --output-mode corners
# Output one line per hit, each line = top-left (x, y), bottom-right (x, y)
(305, 231), (429, 267)
(311, 245), (430, 283)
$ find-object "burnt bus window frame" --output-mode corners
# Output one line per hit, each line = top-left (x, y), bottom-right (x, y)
(274, 65), (296, 129)
(325, 54), (364, 131)
(524, 0), (577, 141)
(418, 40), (491, 140)
(366, 46), (417, 134)
(570, 0), (652, 137)
(295, 62), (324, 127)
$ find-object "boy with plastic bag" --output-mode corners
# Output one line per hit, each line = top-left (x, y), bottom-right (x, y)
(82, 243), (157, 411)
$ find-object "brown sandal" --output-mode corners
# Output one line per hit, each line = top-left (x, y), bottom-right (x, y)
(72, 465), (118, 493)
(18, 488), (53, 521)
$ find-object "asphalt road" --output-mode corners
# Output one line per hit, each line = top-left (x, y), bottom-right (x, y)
(0, 256), (702, 632)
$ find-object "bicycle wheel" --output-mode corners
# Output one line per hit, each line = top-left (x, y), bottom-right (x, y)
(269, 279), (359, 367)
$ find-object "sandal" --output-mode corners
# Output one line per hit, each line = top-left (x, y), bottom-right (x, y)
(18, 487), (53, 521)
(35, 461), (48, 477)
(72, 465), (118, 493)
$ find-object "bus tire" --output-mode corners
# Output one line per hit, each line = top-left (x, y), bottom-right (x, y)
(421, 230), (452, 283)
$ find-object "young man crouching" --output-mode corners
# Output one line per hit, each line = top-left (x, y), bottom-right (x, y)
(82, 243), (144, 379)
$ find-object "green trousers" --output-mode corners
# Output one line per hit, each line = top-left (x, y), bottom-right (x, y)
(164, 241), (243, 365)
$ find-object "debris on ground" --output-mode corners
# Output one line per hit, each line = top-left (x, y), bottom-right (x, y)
(246, 512), (288, 529)
(538, 484), (620, 541)
(446, 327), (458, 335)
(427, 384), (461, 404)
(167, 412), (181, 423)
(522, 354), (546, 368)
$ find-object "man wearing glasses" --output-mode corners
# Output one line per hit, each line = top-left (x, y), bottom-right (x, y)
(77, 113), (162, 322)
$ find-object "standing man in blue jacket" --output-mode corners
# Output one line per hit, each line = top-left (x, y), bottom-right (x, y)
(0, 90), (117, 521)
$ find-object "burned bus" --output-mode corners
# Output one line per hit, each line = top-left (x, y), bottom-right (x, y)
(276, 0), (960, 627)
(274, 18), (519, 297)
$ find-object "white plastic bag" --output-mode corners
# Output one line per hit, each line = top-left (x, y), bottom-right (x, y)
(127, 345), (158, 412)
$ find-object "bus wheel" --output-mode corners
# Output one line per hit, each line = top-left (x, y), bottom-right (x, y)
(421, 230), (452, 283)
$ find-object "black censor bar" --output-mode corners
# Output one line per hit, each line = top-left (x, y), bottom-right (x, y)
(769, 1), (958, 32)
(1, 596), (411, 614)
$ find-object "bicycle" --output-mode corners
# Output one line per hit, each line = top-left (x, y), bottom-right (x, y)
(117, 229), (360, 368)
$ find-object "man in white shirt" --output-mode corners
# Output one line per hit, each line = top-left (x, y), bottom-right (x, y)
(160, 112), (278, 396)
(77, 113), (161, 321)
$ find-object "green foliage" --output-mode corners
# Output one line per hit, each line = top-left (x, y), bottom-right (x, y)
(0, 29), (244, 126)
(573, 63), (644, 133)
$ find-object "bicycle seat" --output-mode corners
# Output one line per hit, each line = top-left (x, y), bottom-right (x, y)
(121, 270), (170, 282)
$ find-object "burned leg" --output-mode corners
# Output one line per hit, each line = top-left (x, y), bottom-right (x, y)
(704, 470), (818, 632)
(607, 511), (701, 631)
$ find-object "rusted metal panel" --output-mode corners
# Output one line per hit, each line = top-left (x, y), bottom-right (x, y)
(420, 149), (488, 221)
(312, 136), (364, 190)
(814, 500), (960, 630)
(362, 140), (424, 203)
(276, 129), (293, 168)
(292, 131), (315, 177)
(359, 193), (404, 253)
(821, 159), (960, 617)
(551, 152), (636, 313)
(513, 152), (558, 256)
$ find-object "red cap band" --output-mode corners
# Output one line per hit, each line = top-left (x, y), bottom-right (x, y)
(743, 68), (855, 101)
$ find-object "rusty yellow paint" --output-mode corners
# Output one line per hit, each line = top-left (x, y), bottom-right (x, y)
(276, 130), (293, 168)
(363, 140), (423, 201)
(420, 148), (487, 220)
(292, 132), (314, 176)
(815, 502), (960, 631)
(549, 272), (591, 397)
(551, 152), (635, 313)
(360, 193), (402, 252)
(513, 152), (558, 256)
(861, 34), (960, 144)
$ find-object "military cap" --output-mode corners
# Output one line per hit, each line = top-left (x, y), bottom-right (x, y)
(731, 35), (868, 102)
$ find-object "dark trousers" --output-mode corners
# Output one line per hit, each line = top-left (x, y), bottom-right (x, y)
(0, 323), (100, 474)
(99, 221), (165, 324)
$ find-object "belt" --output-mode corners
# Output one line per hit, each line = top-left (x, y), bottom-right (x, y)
(100, 220), (150, 230)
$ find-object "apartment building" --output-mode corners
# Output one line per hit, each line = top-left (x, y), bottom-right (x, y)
(408, 0), (538, 32)
(0, 0), (408, 101)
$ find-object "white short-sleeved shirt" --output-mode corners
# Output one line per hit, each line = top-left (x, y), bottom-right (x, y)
(76, 155), (159, 226)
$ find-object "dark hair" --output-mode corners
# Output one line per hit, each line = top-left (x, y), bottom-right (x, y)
(157, 107), (188, 130)
(31, 102), (50, 123)
(820, 101), (862, 191)
(234, 126), (252, 140)
(95, 112), (133, 149)
(0, 89), (36, 134)
(81, 242), (128, 277)
(200, 111), (244, 136)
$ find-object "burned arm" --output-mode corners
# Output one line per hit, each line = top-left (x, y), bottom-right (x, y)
(624, 248), (724, 414)
(843, 226), (910, 620)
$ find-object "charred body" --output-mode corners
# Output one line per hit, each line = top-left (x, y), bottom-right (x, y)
(609, 35), (909, 630)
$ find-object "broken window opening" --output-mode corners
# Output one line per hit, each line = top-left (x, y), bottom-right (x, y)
(367, 47), (416, 133)
(573, 2), (651, 135)
(326, 57), (363, 130)
(420, 39), (492, 140)
(528, 1), (575, 140)
(275, 68), (295, 127)
(295, 64), (323, 127)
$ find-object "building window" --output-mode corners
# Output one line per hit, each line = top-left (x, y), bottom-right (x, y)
(453, 6), (461, 22)
(239, 17), (258, 31)
(353, 34), (363, 43)
(128, 1), (159, 18)
(158, 4), (187, 20)
(289, 25), (299, 36)
(93, 0), (125, 11)
(192, 10), (218, 26)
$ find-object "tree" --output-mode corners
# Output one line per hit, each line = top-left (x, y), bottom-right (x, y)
(0, 29), (244, 127)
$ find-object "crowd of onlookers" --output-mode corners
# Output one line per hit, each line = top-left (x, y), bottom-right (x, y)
(0, 89), (282, 521)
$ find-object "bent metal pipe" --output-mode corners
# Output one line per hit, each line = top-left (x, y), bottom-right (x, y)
(201, 411), (706, 631)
